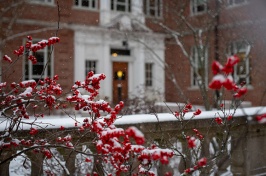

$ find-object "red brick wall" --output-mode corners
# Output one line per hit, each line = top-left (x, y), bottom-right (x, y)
(1, 0), (266, 106)
(163, 0), (266, 106)
(1, 0), (99, 93)
(18, 1), (99, 26)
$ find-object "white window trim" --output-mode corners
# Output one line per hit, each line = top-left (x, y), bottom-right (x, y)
(190, 0), (207, 16)
(144, 0), (163, 18)
(29, 0), (55, 6)
(23, 40), (54, 81)
(73, 0), (98, 11)
(111, 0), (131, 12)
(190, 46), (208, 88)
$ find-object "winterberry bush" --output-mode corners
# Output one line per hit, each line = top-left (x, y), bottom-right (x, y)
(0, 35), (256, 176)
(1, 36), (175, 175)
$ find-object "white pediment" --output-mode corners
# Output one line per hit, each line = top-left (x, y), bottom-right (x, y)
(103, 14), (152, 33)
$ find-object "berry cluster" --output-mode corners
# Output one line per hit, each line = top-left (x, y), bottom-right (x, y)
(209, 55), (247, 98)
(13, 46), (24, 56)
(2, 36), (60, 65)
(173, 103), (202, 121)
(67, 72), (110, 118)
(184, 157), (207, 175)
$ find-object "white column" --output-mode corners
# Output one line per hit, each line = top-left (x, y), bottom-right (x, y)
(100, 33), (112, 99)
(132, 42), (145, 95)
(154, 49), (165, 94)
(74, 33), (85, 82)
(100, 0), (111, 26)
(150, 36), (165, 98)
(128, 61), (133, 96)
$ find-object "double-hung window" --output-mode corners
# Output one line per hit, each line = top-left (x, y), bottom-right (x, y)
(143, 0), (162, 18)
(74, 0), (98, 10)
(191, 0), (207, 15)
(111, 0), (131, 12)
(85, 60), (97, 75)
(24, 40), (53, 82)
(145, 63), (153, 87)
(191, 46), (208, 87)
(227, 41), (251, 85)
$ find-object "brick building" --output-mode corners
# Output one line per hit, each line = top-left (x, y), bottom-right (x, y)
(162, 0), (266, 108)
(1, 0), (266, 107)
(1, 0), (165, 105)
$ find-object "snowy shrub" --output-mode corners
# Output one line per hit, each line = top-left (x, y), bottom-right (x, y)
(1, 34), (261, 176)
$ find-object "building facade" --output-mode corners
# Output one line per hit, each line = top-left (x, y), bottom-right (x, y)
(1, 0), (165, 105)
(1, 0), (266, 107)
(161, 0), (266, 107)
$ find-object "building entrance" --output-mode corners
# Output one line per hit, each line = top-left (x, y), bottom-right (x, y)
(112, 62), (128, 104)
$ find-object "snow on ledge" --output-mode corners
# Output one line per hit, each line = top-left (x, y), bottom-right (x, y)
(0, 107), (265, 131)
(115, 106), (266, 125)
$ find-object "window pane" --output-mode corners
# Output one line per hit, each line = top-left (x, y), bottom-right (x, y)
(193, 72), (197, 85)
(32, 65), (44, 75)
(237, 61), (246, 74)
(24, 40), (53, 81)
(197, 4), (205, 12)
(24, 61), (29, 79)
(117, 4), (126, 11)
(145, 63), (153, 86)
(128, 0), (131, 12)
(34, 52), (44, 63)
(85, 60), (97, 75)
(75, 0), (98, 9)
(227, 41), (251, 85)
(191, 46), (207, 86)
(82, 0), (89, 7)
(150, 0), (155, 7)
(145, 0), (161, 17)
(192, 0), (206, 14)
(150, 8), (155, 16)
(111, 0), (114, 10)
(157, 0), (161, 17)
(143, 0), (147, 14)
(111, 0), (130, 12)
(92, 0), (96, 7)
